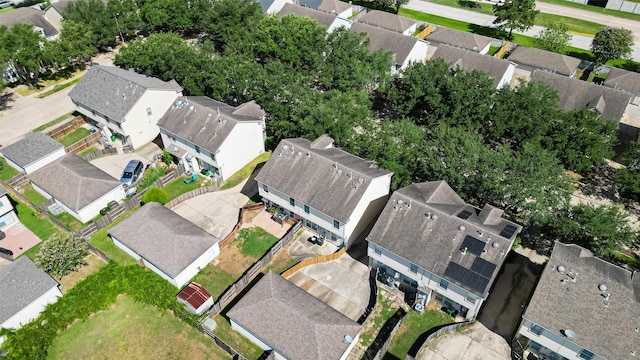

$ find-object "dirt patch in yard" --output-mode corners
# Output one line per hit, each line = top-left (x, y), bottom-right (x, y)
(58, 253), (108, 294)
(216, 242), (253, 275)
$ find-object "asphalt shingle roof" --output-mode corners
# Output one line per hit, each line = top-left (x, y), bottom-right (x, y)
(604, 66), (640, 95)
(0, 257), (59, 324)
(279, 3), (338, 27)
(430, 45), (512, 88)
(531, 69), (632, 121)
(350, 22), (420, 66)
(227, 271), (361, 360)
(523, 242), (640, 360)
(367, 181), (521, 298)
(68, 65), (182, 123)
(316, 0), (351, 15)
(426, 27), (492, 53)
(157, 96), (264, 154)
(28, 154), (121, 211)
(108, 202), (219, 278)
(254, 136), (392, 223)
(0, 132), (63, 169)
(358, 9), (415, 33)
(0, 7), (58, 38)
(507, 46), (581, 77)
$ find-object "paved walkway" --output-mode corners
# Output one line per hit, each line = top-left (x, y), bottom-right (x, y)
(246, 211), (292, 238)
(0, 223), (41, 258)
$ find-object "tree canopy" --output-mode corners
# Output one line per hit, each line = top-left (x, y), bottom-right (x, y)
(591, 26), (634, 64)
(535, 23), (571, 54)
(493, 0), (539, 39)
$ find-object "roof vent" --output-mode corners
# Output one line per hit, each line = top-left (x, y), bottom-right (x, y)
(358, 178), (364, 184)
(396, 199), (404, 206)
(189, 105), (195, 111)
(557, 265), (565, 273)
(562, 329), (576, 338)
(598, 284), (607, 292)
(431, 214), (439, 221)
(297, 151), (302, 157)
(492, 242), (500, 249)
(344, 335), (353, 344)
(337, 169), (343, 175)
(461, 246), (468, 255)
(283, 145), (289, 151)
(172, 146), (179, 153)
(458, 225), (466, 231)
(631, 350), (636, 356)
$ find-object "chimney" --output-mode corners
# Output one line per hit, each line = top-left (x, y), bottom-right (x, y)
(477, 204), (504, 225)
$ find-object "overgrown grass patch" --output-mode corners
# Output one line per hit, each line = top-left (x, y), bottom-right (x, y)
(237, 227), (279, 258)
(219, 152), (271, 190)
(57, 253), (107, 294)
(385, 309), (451, 359)
(212, 315), (263, 360)
(58, 127), (90, 147)
(163, 175), (211, 201)
(192, 264), (239, 301)
(13, 196), (60, 240)
(32, 112), (75, 133)
(0, 156), (19, 181)
(22, 184), (48, 206)
(38, 77), (82, 98)
(613, 251), (640, 270)
(359, 288), (400, 347)
(138, 166), (168, 189)
(51, 212), (85, 232)
(77, 146), (98, 157)
(88, 207), (140, 265)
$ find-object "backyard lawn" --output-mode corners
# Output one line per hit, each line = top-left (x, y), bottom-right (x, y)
(52, 212), (86, 232)
(47, 295), (232, 360)
(57, 253), (107, 294)
(359, 289), (400, 348)
(13, 196), (60, 240)
(78, 146), (98, 157)
(88, 208), (140, 265)
(163, 175), (212, 201)
(385, 308), (452, 359)
(212, 315), (263, 360)
(0, 156), (19, 181)
(219, 152), (271, 190)
(22, 184), (48, 206)
(58, 127), (91, 147)
(138, 166), (168, 189)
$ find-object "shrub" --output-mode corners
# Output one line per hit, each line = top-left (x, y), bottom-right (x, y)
(141, 187), (168, 204)
(35, 233), (88, 280)
(162, 149), (173, 166)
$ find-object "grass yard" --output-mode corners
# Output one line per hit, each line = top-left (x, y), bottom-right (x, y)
(32, 112), (75, 133)
(15, 69), (83, 96)
(38, 77), (82, 98)
(78, 146), (98, 157)
(212, 315), (263, 360)
(52, 211), (85, 232)
(193, 227), (279, 300)
(359, 288), (400, 348)
(138, 166), (168, 189)
(219, 152), (271, 190)
(0, 6), (14, 13)
(163, 175), (212, 201)
(384, 308), (451, 359)
(89, 208), (140, 265)
(20, 241), (43, 260)
(47, 295), (232, 360)
(58, 253), (107, 294)
(538, 0), (640, 21)
(22, 184), (48, 206)
(13, 196), (60, 240)
(58, 127), (91, 147)
(0, 156), (19, 181)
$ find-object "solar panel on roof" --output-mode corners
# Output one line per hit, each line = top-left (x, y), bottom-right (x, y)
(444, 262), (490, 294)
(456, 209), (473, 220)
(499, 224), (518, 238)
(460, 235), (485, 256)
(471, 258), (497, 278)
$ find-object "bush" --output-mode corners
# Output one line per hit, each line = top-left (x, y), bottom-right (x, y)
(162, 149), (173, 166)
(141, 187), (168, 204)
(35, 233), (88, 280)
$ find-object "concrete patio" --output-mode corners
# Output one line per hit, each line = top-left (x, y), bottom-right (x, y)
(0, 223), (41, 258)
(246, 210), (292, 238)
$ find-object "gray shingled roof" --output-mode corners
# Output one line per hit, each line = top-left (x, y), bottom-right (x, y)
(350, 22), (419, 66)
(358, 9), (416, 33)
(158, 96), (264, 154)
(108, 202), (220, 278)
(299, 0), (323, 9)
(227, 271), (361, 360)
(367, 181), (521, 298)
(279, 3), (338, 27)
(0, 257), (59, 324)
(0, 7), (58, 38)
(531, 70), (632, 121)
(68, 65), (182, 123)
(523, 242), (640, 360)
(431, 45), (512, 88)
(28, 154), (121, 212)
(257, 0), (276, 12)
(255, 136), (392, 223)
(427, 27), (492, 53)
(507, 46), (581, 77)
(0, 132), (64, 169)
(317, 0), (351, 15)
(604, 66), (640, 95)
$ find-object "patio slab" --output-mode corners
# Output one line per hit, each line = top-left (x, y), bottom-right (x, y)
(249, 210), (291, 238)
(0, 223), (42, 258)
(287, 229), (338, 260)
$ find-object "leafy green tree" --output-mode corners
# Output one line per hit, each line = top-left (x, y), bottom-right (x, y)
(535, 23), (571, 54)
(193, 0), (263, 50)
(615, 167), (640, 201)
(140, 0), (192, 32)
(0, 24), (47, 87)
(591, 26), (634, 64)
(393, 0), (409, 12)
(35, 233), (88, 279)
(141, 187), (168, 204)
(492, 0), (539, 39)
(64, 0), (121, 49)
(44, 21), (99, 68)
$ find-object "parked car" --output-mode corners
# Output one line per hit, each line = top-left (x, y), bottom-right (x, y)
(0, 1), (15, 9)
(0, 247), (13, 256)
(307, 235), (324, 246)
(120, 160), (144, 187)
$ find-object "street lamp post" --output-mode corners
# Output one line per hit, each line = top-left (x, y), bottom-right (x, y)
(115, 13), (124, 44)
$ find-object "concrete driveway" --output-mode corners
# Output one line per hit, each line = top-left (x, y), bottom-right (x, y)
(90, 151), (150, 180)
(286, 253), (371, 322)
(0, 223), (42, 258)
(170, 180), (251, 239)
(418, 322), (510, 360)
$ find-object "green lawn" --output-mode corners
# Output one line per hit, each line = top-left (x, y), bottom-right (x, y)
(163, 175), (212, 201)
(20, 241), (43, 261)
(13, 196), (60, 240)
(538, 0), (640, 21)
(219, 152), (271, 190)
(385, 309), (451, 359)
(52, 212), (85, 232)
(237, 227), (279, 258)
(32, 112), (75, 133)
(0, 6), (14, 13)
(88, 208), (140, 265)
(22, 184), (48, 206)
(78, 146), (98, 157)
(0, 156), (19, 181)
(212, 315), (263, 360)
(193, 264), (239, 301)
(139, 166), (168, 189)
(58, 127), (91, 147)
(359, 288), (400, 347)
(47, 295), (231, 360)
(38, 77), (82, 98)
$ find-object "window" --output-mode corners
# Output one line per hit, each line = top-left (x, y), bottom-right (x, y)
(0, 213), (15, 228)
(263, 185), (269, 193)
(333, 219), (340, 229)
(409, 263), (418, 273)
(465, 294), (476, 304)
(579, 349), (594, 360)
(210, 152), (216, 161)
(146, 107), (152, 116)
(439, 279), (448, 290)
(529, 323), (543, 336)
(194, 145), (201, 153)
(374, 246), (382, 255)
(528, 341), (542, 353)
(289, 197), (295, 206)
(303, 204), (309, 214)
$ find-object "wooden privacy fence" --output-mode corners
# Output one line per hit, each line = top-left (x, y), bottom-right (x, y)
(5, 172), (28, 189)
(494, 42), (510, 59)
(404, 321), (473, 359)
(218, 202), (264, 249)
(81, 147), (117, 161)
(46, 116), (84, 140)
(281, 246), (346, 278)
(415, 24), (433, 39)
(65, 132), (102, 154)
(368, 309), (407, 360)
(199, 326), (248, 360)
(164, 183), (220, 208)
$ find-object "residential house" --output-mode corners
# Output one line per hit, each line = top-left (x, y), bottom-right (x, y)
(158, 96), (266, 181)
(429, 45), (515, 89)
(0, 186), (18, 232)
(68, 65), (183, 150)
(604, 66), (640, 106)
(531, 69), (632, 122)
(299, 0), (353, 19)
(367, 181), (522, 320)
(507, 46), (581, 78)
(357, 9), (417, 36)
(0, 7), (58, 40)
(255, 135), (393, 249)
(0, 132), (66, 174)
(176, 282), (213, 315)
(28, 154), (126, 223)
(257, 0), (294, 14)
(0, 257), (62, 346)
(350, 22), (429, 74)
(279, 3), (350, 33)
(426, 26), (492, 55)
(109, 202), (221, 288)
(228, 271), (361, 360)
(514, 242), (640, 360)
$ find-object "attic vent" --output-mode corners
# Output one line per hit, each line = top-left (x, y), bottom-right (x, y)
(557, 265), (565, 273)
(491, 242), (500, 249)
(598, 284), (607, 292)
(431, 214), (439, 221)
(358, 178), (364, 184)
(396, 199), (404, 206)
(297, 151), (302, 157)
(458, 225), (466, 231)
(337, 169), (343, 175)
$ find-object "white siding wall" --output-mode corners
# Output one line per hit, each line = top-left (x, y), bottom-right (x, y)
(160, 131), (216, 172)
(517, 319), (603, 360)
(401, 40), (429, 70)
(121, 90), (181, 149)
(3, 157), (23, 173)
(402, 23), (418, 36)
(216, 121), (265, 181)
(173, 243), (220, 288)
(0, 285), (61, 331)
(497, 63), (516, 89)
(112, 237), (142, 261)
(342, 174), (391, 248)
(23, 147), (66, 174)
(368, 243), (482, 319)
(337, 7), (353, 19)
(478, 43), (491, 55)
(328, 18), (352, 33)
(230, 319), (273, 351)
(74, 102), (123, 138)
